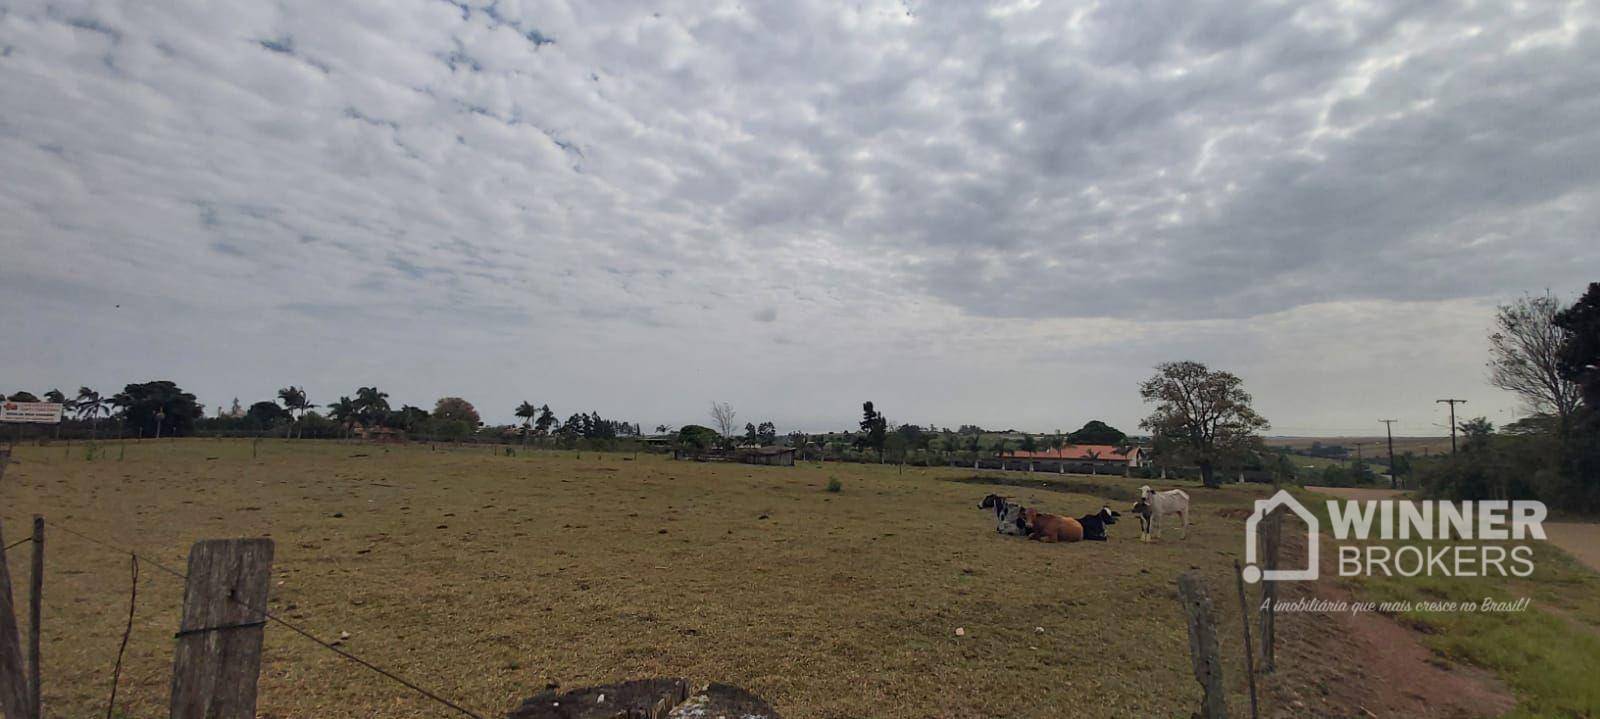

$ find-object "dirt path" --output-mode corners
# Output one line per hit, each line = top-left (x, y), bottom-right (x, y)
(1305, 486), (1600, 574)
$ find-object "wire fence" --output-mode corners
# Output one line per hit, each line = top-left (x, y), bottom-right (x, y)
(12, 516), (492, 719)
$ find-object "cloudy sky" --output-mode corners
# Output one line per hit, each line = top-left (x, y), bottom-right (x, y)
(2, 0), (1596, 436)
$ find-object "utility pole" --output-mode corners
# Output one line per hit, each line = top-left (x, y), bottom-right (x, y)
(1380, 420), (1397, 489)
(1436, 399), (1466, 453)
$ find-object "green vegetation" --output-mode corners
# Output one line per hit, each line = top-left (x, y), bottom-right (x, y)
(1139, 360), (1269, 487)
(1357, 545), (1600, 717)
(1067, 419), (1127, 445)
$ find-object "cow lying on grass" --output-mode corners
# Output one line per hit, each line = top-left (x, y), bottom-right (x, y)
(978, 494), (1027, 536)
(1020, 508), (1084, 543)
(1134, 486), (1190, 541)
(1077, 506), (1120, 541)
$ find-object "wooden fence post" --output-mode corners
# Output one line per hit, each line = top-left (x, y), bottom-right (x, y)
(1233, 560), (1259, 719)
(0, 516), (33, 719)
(169, 539), (275, 719)
(27, 517), (42, 719)
(1259, 508), (1282, 673)
(1177, 571), (1228, 719)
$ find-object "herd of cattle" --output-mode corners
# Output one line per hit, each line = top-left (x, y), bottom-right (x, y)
(978, 485), (1191, 543)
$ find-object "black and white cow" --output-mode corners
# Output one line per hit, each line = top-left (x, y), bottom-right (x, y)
(978, 494), (1027, 536)
(1077, 506), (1121, 541)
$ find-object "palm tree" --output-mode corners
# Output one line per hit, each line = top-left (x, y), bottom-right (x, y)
(353, 387), (390, 429)
(514, 401), (538, 446)
(75, 387), (105, 438)
(277, 386), (309, 438)
(327, 397), (357, 436)
(43, 388), (75, 439)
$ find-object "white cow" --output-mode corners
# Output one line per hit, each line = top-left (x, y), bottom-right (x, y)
(1135, 485), (1190, 541)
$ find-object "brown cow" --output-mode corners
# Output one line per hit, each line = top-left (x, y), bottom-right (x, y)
(1020, 508), (1084, 543)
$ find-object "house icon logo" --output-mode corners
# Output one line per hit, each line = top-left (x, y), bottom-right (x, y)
(1242, 490), (1320, 583)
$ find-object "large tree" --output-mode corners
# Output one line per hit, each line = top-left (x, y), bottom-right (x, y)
(534, 404), (557, 436)
(277, 386), (310, 438)
(75, 387), (106, 438)
(390, 405), (431, 432)
(43, 388), (74, 438)
(327, 397), (358, 434)
(111, 381), (203, 438)
(353, 386), (390, 427)
(677, 424), (720, 450)
(709, 401), (737, 440)
(515, 401), (538, 444)
(1554, 282), (1600, 510)
(1488, 292), (1582, 431)
(1067, 420), (1127, 445)
(1139, 361), (1269, 488)
(246, 401), (291, 430)
(433, 397), (481, 426)
(859, 401), (887, 455)
(1555, 282), (1600, 412)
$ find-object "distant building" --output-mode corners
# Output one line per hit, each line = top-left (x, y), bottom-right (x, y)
(985, 445), (1152, 473)
(735, 446), (796, 467)
(1001, 444), (1145, 469)
(354, 424), (405, 442)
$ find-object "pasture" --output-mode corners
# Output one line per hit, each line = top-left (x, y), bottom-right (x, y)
(0, 439), (1590, 717)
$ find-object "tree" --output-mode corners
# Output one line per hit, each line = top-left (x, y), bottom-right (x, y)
(246, 401), (291, 430)
(111, 381), (203, 438)
(1067, 420), (1127, 445)
(654, 424), (674, 435)
(75, 387), (106, 438)
(43, 388), (74, 438)
(277, 386), (310, 438)
(390, 405), (430, 433)
(535, 405), (557, 436)
(709, 401), (737, 441)
(353, 387), (390, 427)
(7, 391), (39, 402)
(1019, 434), (1037, 452)
(327, 397), (357, 434)
(515, 401), (539, 445)
(1488, 292), (1582, 431)
(859, 401), (887, 457)
(1555, 282), (1600, 412)
(677, 424), (720, 450)
(1458, 417), (1495, 453)
(1139, 361), (1270, 488)
(434, 397), (481, 426)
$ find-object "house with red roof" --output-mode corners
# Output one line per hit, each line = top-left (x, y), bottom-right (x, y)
(1000, 443), (1146, 470)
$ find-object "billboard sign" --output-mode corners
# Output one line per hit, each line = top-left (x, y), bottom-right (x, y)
(0, 402), (64, 424)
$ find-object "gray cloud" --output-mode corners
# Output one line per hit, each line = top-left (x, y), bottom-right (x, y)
(1, 0), (1592, 433)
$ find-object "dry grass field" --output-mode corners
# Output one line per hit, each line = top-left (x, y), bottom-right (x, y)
(0, 439), (1591, 717)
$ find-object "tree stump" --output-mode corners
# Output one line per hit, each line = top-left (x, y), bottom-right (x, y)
(506, 679), (778, 719)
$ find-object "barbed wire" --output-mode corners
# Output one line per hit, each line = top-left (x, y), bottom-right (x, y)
(47, 520), (490, 719)
(105, 554), (137, 719)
